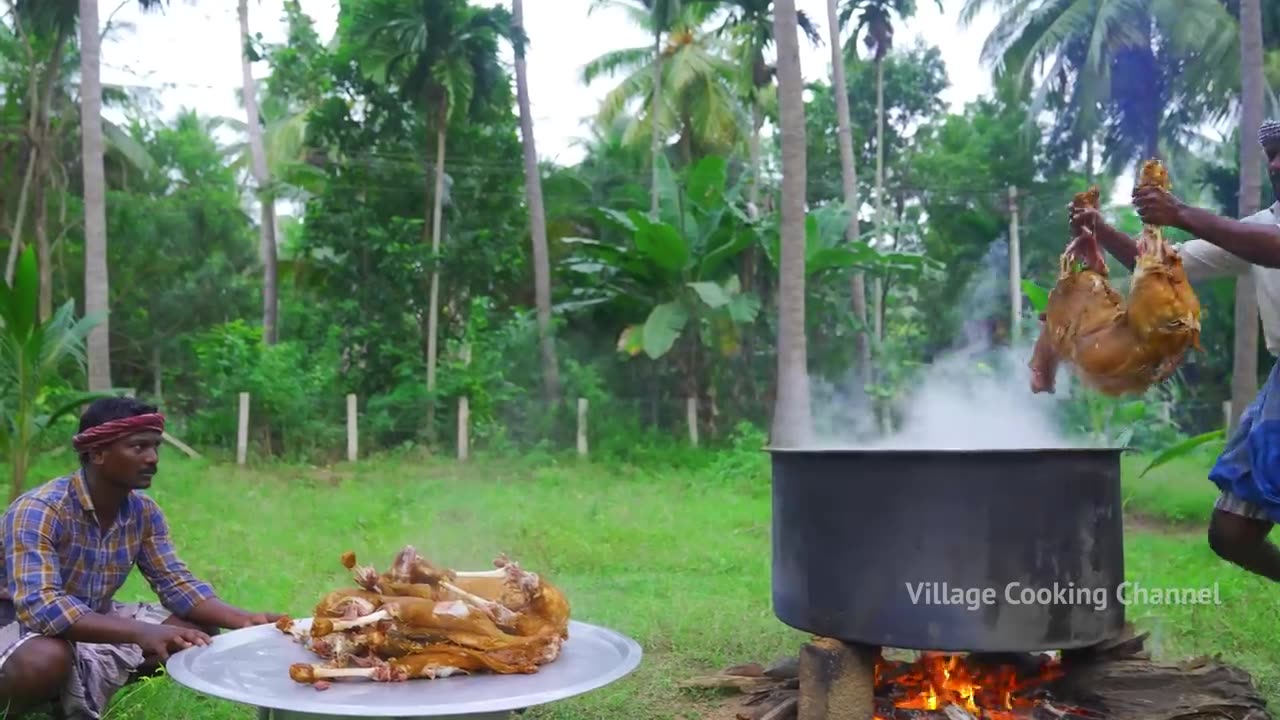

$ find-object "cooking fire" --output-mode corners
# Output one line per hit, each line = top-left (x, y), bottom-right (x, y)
(873, 652), (1092, 719)
(684, 626), (1269, 720)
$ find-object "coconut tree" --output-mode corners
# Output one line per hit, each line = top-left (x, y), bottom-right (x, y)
(4, 0), (72, 326)
(582, 2), (744, 164)
(770, 0), (812, 446)
(958, 0), (1239, 173)
(511, 0), (560, 406)
(824, 0), (870, 386)
(4, 3), (156, 316)
(344, 0), (515, 438)
(78, 0), (174, 391)
(841, 0), (940, 343)
(237, 0), (279, 345)
(1231, 0), (1265, 432)
(588, 0), (687, 217)
(697, 0), (819, 208)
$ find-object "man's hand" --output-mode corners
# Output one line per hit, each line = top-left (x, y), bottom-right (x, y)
(228, 611), (285, 629)
(133, 623), (211, 662)
(1133, 186), (1186, 228)
(1068, 202), (1104, 235)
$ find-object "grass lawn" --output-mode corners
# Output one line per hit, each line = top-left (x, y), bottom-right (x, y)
(5, 442), (1278, 719)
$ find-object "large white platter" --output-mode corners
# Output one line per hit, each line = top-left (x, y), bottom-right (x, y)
(165, 618), (643, 717)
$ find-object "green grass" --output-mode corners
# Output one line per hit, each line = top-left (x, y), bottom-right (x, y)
(1120, 446), (1225, 525)
(4, 443), (1277, 718)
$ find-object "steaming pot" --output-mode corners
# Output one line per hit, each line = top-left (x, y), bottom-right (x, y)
(769, 447), (1125, 652)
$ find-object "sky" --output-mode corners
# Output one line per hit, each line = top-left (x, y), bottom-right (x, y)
(94, 0), (1002, 167)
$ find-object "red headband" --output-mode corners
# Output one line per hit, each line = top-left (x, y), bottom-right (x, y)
(72, 413), (166, 453)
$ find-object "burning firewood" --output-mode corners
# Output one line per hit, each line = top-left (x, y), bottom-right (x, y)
(280, 545), (570, 688)
(687, 625), (1271, 720)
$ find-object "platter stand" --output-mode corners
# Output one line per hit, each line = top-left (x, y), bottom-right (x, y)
(165, 618), (643, 720)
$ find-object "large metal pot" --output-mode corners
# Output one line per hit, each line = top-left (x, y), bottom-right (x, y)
(769, 447), (1125, 652)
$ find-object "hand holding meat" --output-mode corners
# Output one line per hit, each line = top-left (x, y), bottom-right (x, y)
(1132, 186), (1185, 228)
(1029, 159), (1201, 396)
(279, 546), (570, 688)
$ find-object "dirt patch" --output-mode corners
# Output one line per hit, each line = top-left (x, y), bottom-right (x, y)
(1125, 512), (1201, 537)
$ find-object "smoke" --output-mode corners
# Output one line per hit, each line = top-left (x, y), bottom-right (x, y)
(808, 239), (1085, 451)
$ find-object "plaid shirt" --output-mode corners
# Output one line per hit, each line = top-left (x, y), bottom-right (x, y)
(0, 471), (216, 636)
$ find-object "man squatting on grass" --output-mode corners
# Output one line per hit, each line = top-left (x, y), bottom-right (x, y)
(0, 397), (283, 718)
(1069, 119), (1280, 580)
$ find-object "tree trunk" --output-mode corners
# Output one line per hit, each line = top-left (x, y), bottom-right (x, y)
(239, 0), (279, 345)
(4, 28), (46, 286)
(770, 0), (813, 447)
(513, 0), (561, 406)
(650, 30), (664, 218)
(740, 101), (763, 296)
(34, 154), (50, 323)
(873, 56), (885, 344)
(4, 151), (34, 285)
(425, 116), (448, 439)
(33, 28), (66, 322)
(827, 0), (870, 389)
(79, 0), (111, 391)
(1231, 0), (1266, 433)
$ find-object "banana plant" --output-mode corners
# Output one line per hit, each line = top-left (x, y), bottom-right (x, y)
(560, 154), (763, 362)
(0, 246), (113, 500)
(758, 201), (940, 279)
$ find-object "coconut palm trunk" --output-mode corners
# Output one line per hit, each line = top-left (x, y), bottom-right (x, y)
(79, 0), (111, 391)
(424, 110), (448, 439)
(826, 0), (869, 387)
(512, 0), (561, 405)
(872, 55), (885, 343)
(649, 29), (664, 217)
(239, 0), (279, 345)
(770, 0), (813, 447)
(1231, 0), (1265, 433)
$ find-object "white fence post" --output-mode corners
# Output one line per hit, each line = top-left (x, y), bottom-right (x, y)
(457, 344), (471, 461)
(687, 396), (699, 447)
(236, 392), (249, 465)
(346, 393), (358, 462)
(577, 398), (588, 457)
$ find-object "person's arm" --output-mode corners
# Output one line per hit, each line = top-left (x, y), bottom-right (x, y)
(1070, 205), (1140, 270)
(135, 499), (260, 629)
(3, 499), (151, 644)
(1075, 204), (1251, 280)
(1172, 204), (1280, 268)
(1093, 222), (1140, 271)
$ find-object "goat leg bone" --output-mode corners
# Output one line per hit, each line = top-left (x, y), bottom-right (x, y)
(311, 610), (391, 638)
(455, 566), (541, 593)
(439, 581), (520, 627)
(290, 663), (397, 684)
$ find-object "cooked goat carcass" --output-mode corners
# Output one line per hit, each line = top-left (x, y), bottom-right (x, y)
(289, 644), (537, 687)
(1029, 160), (1201, 396)
(283, 545), (570, 688)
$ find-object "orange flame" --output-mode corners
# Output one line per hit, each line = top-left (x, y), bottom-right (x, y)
(873, 651), (1077, 719)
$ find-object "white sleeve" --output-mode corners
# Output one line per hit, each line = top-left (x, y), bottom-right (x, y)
(1174, 238), (1251, 281)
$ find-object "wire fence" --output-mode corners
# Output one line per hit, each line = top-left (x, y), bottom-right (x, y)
(144, 382), (1236, 469)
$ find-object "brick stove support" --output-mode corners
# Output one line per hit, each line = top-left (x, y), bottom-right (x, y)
(797, 637), (877, 720)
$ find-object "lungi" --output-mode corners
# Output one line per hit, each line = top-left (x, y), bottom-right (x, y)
(1210, 358), (1280, 522)
(0, 600), (172, 719)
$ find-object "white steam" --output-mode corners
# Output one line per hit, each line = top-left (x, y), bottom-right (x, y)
(809, 238), (1085, 451)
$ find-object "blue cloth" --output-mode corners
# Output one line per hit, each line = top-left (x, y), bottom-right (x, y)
(1210, 358), (1280, 521)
